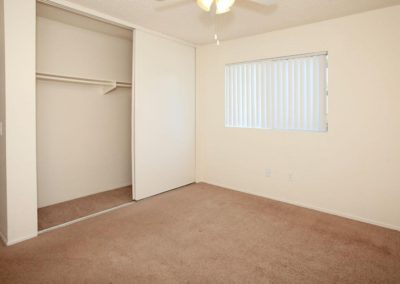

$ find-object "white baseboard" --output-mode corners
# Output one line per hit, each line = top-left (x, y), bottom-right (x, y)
(0, 230), (7, 246)
(203, 181), (400, 232)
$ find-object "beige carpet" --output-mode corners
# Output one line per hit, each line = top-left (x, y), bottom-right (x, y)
(38, 186), (133, 230)
(1, 183), (400, 283)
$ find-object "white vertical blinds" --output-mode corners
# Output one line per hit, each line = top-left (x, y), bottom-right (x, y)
(225, 53), (328, 131)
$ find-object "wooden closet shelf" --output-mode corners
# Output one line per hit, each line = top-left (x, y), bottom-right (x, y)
(36, 72), (132, 95)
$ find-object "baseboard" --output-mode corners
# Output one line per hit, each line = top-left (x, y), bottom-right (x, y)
(6, 232), (38, 246)
(202, 181), (400, 232)
(0, 230), (7, 246)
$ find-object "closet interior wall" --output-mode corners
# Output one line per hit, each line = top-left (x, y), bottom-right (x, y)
(36, 3), (133, 208)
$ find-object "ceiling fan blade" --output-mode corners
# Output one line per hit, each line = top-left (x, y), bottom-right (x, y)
(247, 0), (277, 6)
(154, 0), (192, 11)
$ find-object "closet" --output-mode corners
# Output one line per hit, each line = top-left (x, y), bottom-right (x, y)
(36, 3), (133, 230)
(35, 1), (195, 233)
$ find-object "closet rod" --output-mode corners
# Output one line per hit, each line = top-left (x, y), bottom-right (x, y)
(36, 72), (132, 94)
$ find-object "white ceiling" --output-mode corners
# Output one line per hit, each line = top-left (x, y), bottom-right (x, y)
(65, 0), (400, 45)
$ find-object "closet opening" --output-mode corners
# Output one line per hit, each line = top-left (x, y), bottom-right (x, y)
(36, 2), (134, 231)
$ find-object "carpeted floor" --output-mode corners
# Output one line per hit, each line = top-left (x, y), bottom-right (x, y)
(38, 186), (133, 230)
(1, 183), (400, 283)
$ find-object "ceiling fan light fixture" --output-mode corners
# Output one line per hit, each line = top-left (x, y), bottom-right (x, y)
(215, 0), (235, 14)
(196, 0), (214, 12)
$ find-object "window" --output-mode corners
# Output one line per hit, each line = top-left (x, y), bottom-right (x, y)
(225, 52), (328, 132)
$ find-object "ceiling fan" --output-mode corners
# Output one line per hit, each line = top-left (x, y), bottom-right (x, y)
(156, 0), (277, 15)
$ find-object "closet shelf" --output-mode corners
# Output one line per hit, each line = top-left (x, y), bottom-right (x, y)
(36, 72), (132, 95)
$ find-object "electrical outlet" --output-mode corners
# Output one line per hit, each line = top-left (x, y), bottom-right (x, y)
(265, 168), (272, 178)
(288, 172), (294, 182)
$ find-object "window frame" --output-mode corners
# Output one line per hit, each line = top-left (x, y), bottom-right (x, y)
(224, 51), (329, 133)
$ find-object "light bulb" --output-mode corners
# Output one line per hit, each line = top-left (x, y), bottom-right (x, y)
(215, 0), (235, 14)
(196, 0), (214, 12)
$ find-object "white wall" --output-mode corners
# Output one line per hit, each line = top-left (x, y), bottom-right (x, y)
(36, 16), (132, 82)
(36, 15), (132, 207)
(2, 0), (37, 244)
(134, 30), (195, 200)
(196, 5), (400, 230)
(0, 0), (7, 242)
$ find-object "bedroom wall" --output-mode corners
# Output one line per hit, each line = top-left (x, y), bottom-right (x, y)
(196, 5), (400, 230)
(2, 0), (37, 244)
(36, 11), (133, 207)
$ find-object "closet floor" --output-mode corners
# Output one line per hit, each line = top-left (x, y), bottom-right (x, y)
(38, 186), (133, 230)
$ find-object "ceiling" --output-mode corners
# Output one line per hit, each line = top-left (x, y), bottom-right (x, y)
(65, 0), (400, 45)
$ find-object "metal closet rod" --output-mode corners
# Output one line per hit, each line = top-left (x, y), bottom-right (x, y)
(36, 72), (132, 94)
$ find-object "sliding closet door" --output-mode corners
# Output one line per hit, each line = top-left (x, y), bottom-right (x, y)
(134, 30), (195, 200)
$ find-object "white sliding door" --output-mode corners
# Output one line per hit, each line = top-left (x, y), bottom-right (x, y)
(134, 30), (195, 200)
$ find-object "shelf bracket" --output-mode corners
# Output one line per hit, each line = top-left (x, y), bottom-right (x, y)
(103, 81), (117, 95)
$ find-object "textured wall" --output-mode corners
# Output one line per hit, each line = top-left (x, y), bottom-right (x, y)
(196, 5), (400, 230)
